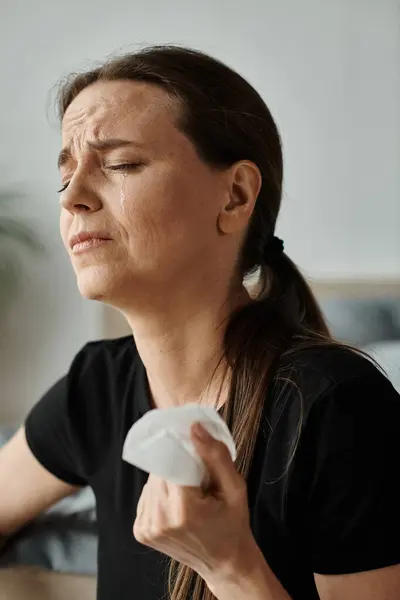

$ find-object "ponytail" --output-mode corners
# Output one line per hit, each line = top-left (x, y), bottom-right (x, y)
(222, 245), (331, 466)
(169, 247), (333, 600)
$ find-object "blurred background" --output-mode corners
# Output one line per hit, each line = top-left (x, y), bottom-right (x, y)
(0, 1), (399, 595)
(0, 0), (399, 427)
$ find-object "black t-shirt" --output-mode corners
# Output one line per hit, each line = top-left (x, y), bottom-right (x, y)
(24, 336), (400, 599)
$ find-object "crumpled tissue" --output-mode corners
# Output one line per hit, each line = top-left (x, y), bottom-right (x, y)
(122, 403), (236, 487)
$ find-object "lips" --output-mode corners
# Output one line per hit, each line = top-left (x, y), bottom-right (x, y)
(69, 231), (112, 252)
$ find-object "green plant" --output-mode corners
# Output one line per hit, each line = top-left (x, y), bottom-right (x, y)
(0, 187), (44, 315)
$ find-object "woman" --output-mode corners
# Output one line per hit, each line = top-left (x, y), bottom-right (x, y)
(0, 45), (399, 600)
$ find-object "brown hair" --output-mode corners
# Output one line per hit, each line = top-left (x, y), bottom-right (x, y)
(56, 45), (333, 600)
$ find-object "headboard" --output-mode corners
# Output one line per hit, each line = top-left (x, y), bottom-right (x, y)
(309, 278), (399, 299)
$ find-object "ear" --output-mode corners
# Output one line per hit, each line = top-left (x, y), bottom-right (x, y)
(217, 161), (262, 235)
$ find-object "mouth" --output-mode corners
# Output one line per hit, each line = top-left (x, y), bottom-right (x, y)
(69, 232), (113, 255)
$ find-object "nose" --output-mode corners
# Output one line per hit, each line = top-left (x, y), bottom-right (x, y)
(60, 172), (102, 214)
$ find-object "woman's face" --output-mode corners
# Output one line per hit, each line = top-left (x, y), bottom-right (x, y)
(59, 80), (231, 307)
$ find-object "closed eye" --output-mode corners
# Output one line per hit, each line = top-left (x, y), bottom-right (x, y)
(107, 163), (144, 171)
(57, 163), (144, 193)
(57, 182), (69, 193)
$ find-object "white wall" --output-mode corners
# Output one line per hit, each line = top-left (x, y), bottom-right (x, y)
(0, 0), (399, 421)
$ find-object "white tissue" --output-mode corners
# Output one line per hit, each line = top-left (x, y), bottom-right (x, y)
(122, 403), (236, 486)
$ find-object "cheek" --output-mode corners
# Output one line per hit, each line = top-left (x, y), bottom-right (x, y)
(118, 171), (185, 241)
(120, 200), (165, 255)
(117, 164), (220, 261)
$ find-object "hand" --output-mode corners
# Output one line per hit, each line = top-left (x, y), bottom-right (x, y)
(133, 422), (257, 584)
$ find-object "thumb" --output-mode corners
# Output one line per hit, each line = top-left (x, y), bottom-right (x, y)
(191, 422), (242, 496)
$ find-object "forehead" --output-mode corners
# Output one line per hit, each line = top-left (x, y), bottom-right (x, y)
(61, 79), (181, 144)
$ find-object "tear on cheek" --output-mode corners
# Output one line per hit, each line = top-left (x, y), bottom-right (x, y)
(119, 173), (128, 210)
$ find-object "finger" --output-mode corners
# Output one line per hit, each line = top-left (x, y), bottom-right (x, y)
(191, 423), (243, 497)
(149, 474), (170, 496)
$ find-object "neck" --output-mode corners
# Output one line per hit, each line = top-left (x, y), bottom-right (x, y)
(123, 279), (250, 410)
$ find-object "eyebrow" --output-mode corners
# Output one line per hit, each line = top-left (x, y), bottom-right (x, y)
(57, 138), (145, 170)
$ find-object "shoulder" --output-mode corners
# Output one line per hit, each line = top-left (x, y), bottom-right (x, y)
(69, 334), (138, 375)
(63, 335), (142, 396)
(281, 342), (383, 386)
(286, 343), (400, 427)
(262, 344), (399, 477)
(258, 344), (400, 521)
(24, 336), (141, 484)
(271, 343), (396, 420)
(65, 334), (141, 422)
(62, 335), (142, 440)
(56, 336), (141, 478)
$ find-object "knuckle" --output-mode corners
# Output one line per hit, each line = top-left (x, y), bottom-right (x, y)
(134, 519), (167, 544)
(149, 521), (164, 540)
(133, 521), (147, 544)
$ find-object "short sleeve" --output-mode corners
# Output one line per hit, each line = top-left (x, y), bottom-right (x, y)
(303, 369), (400, 575)
(25, 375), (87, 487)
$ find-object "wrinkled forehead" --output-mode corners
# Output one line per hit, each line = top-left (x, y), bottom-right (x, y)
(61, 80), (181, 146)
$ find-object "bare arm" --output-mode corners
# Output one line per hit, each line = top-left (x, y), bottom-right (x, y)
(315, 566), (400, 600)
(0, 427), (80, 537)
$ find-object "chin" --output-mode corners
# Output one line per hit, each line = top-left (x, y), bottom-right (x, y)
(75, 264), (144, 309)
(74, 262), (168, 309)
(75, 266), (122, 303)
